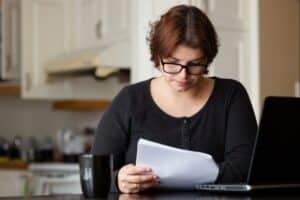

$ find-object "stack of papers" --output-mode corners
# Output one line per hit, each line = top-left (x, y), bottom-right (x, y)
(136, 139), (219, 189)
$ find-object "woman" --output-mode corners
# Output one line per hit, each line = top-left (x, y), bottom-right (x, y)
(92, 5), (257, 194)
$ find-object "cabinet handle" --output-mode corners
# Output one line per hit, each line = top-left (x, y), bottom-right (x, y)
(26, 73), (32, 91)
(95, 20), (102, 39)
(6, 54), (12, 72)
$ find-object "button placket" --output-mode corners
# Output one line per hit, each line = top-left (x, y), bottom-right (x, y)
(181, 118), (190, 149)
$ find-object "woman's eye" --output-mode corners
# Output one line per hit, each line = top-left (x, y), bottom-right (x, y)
(189, 63), (202, 66)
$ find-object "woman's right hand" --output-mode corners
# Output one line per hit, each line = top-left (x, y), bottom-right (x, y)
(118, 164), (159, 193)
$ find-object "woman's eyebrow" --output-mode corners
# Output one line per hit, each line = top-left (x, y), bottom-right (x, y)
(168, 56), (179, 61)
(168, 56), (205, 62)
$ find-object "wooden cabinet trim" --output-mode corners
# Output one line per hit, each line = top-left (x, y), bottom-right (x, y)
(53, 100), (110, 111)
(0, 85), (21, 95)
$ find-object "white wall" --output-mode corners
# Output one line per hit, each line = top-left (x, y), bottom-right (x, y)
(0, 96), (102, 140)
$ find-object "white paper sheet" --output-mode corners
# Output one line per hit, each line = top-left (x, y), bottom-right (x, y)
(136, 139), (219, 189)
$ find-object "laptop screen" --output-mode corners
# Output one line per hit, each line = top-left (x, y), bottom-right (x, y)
(248, 96), (300, 185)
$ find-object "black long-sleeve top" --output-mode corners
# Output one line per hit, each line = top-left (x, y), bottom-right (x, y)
(92, 77), (257, 190)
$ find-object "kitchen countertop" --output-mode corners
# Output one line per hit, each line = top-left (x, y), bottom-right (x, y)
(2, 191), (300, 200)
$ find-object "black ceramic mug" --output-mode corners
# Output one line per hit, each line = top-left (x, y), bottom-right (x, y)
(79, 154), (112, 198)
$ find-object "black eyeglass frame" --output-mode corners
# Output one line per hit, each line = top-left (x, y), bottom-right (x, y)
(160, 59), (209, 75)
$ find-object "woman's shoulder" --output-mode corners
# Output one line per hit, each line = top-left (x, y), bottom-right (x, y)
(119, 79), (151, 99)
(125, 78), (151, 92)
(112, 78), (151, 103)
(211, 77), (250, 103)
(107, 79), (152, 113)
(214, 77), (247, 93)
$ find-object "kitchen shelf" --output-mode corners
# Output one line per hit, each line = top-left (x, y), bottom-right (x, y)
(0, 159), (28, 170)
(0, 85), (21, 95)
(53, 100), (110, 111)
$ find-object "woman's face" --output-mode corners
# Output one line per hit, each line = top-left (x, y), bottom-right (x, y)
(160, 45), (207, 92)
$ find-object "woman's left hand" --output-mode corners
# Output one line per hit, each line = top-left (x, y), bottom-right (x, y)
(118, 164), (159, 193)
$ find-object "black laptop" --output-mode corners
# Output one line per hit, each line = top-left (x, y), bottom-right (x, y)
(196, 96), (300, 192)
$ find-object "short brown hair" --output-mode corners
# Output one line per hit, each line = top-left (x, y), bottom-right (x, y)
(148, 5), (219, 68)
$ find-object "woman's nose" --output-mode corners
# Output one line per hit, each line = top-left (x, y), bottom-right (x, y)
(178, 67), (188, 78)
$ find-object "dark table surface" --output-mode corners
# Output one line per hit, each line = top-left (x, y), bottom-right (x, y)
(1, 190), (300, 200)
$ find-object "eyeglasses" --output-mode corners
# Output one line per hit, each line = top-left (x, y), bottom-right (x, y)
(160, 59), (208, 75)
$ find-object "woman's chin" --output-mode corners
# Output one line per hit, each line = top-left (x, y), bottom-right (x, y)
(172, 84), (190, 92)
(165, 78), (194, 92)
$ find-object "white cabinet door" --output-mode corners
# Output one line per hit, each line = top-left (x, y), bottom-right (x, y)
(152, 0), (190, 20)
(73, 0), (102, 49)
(21, 0), (73, 99)
(73, 0), (131, 68)
(103, 0), (130, 41)
(202, 0), (251, 81)
(1, 0), (21, 80)
(206, 0), (250, 31)
(74, 0), (130, 49)
(211, 30), (250, 82)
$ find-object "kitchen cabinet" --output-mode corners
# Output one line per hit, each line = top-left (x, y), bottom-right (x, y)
(21, 0), (73, 99)
(73, 0), (131, 68)
(21, 0), (130, 100)
(0, 170), (31, 197)
(1, 0), (21, 80)
(74, 0), (130, 50)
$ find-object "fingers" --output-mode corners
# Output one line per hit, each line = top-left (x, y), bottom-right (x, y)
(118, 164), (159, 194)
(120, 182), (139, 194)
(125, 164), (152, 175)
(121, 180), (159, 194)
(126, 174), (156, 183)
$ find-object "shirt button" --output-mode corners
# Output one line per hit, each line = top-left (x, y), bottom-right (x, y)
(183, 119), (188, 124)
